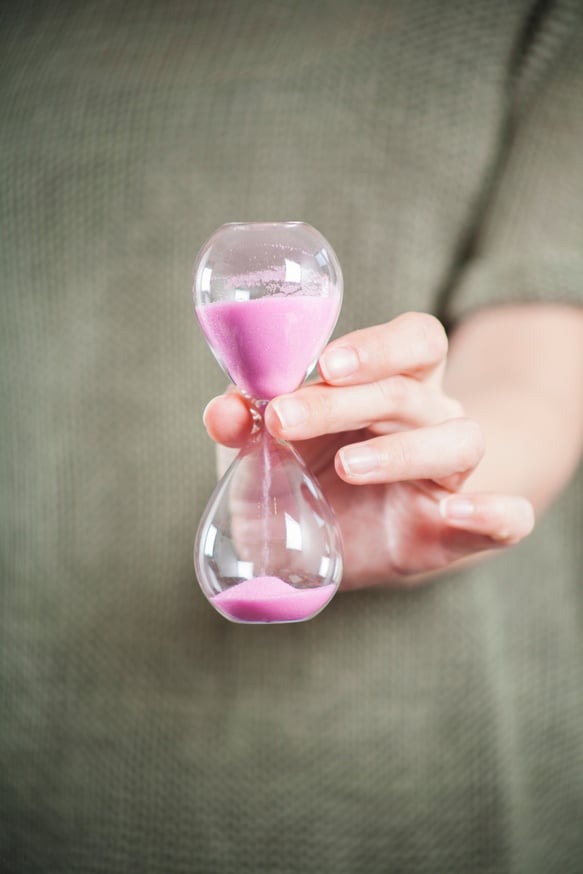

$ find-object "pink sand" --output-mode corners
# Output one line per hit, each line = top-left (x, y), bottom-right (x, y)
(211, 576), (336, 622)
(196, 295), (338, 400)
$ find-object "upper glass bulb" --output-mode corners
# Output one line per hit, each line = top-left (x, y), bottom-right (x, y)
(193, 222), (343, 400)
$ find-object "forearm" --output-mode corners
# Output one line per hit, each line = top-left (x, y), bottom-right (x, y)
(445, 304), (583, 514)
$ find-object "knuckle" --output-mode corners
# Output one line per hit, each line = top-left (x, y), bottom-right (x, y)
(397, 311), (419, 326)
(377, 375), (409, 409)
(419, 314), (449, 360)
(400, 312), (449, 365)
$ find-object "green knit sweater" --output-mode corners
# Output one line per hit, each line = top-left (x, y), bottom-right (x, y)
(1, 2), (582, 872)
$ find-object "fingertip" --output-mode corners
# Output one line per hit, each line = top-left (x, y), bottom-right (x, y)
(265, 395), (309, 439)
(511, 497), (536, 541)
(202, 392), (253, 448)
(264, 400), (285, 438)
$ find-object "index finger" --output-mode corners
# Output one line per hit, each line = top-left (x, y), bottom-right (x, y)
(318, 312), (448, 386)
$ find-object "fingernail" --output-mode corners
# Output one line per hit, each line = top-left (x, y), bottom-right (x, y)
(440, 496), (475, 520)
(320, 345), (359, 380)
(339, 446), (378, 475)
(270, 396), (308, 430)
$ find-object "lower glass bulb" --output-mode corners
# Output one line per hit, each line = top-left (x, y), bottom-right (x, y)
(195, 424), (343, 624)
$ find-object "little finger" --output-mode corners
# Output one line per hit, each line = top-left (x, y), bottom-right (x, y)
(439, 493), (535, 545)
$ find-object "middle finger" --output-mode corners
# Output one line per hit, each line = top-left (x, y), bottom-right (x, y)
(334, 418), (485, 487)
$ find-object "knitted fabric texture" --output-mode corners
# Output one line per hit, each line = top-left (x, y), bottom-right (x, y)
(1, 1), (582, 872)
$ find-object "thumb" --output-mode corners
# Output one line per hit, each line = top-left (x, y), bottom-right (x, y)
(202, 390), (254, 448)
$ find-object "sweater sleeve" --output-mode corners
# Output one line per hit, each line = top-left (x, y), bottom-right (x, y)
(447, 13), (583, 322)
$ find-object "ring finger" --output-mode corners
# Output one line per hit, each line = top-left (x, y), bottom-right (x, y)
(335, 417), (484, 488)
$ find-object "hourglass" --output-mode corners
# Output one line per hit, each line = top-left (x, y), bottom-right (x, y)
(193, 222), (344, 624)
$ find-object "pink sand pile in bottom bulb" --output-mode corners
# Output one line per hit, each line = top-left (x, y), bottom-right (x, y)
(212, 576), (336, 623)
(196, 295), (339, 399)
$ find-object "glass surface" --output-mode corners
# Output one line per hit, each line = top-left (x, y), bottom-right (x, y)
(195, 426), (343, 623)
(194, 222), (343, 401)
(193, 222), (344, 623)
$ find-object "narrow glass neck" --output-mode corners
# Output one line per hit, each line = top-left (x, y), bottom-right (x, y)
(250, 398), (269, 434)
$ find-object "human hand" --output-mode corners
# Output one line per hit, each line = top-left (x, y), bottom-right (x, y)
(203, 312), (534, 590)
